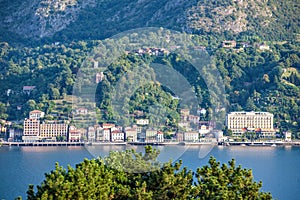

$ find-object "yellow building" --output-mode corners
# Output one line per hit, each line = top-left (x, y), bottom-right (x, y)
(226, 111), (275, 137)
(39, 122), (68, 140)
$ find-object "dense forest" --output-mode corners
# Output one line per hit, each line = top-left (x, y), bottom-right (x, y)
(19, 146), (272, 199)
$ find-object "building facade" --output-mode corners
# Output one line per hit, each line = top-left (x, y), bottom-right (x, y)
(125, 127), (138, 142)
(87, 126), (96, 142)
(29, 110), (45, 120)
(157, 131), (164, 143)
(111, 130), (125, 142)
(22, 118), (40, 142)
(68, 126), (81, 142)
(39, 122), (68, 140)
(184, 131), (199, 142)
(226, 111), (275, 137)
(145, 129), (157, 142)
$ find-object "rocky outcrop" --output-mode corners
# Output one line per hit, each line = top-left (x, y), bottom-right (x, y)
(2, 0), (96, 38)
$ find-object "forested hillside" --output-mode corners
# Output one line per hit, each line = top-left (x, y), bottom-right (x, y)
(0, 0), (299, 136)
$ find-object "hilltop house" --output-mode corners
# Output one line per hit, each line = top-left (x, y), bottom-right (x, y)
(23, 86), (36, 95)
(29, 110), (45, 120)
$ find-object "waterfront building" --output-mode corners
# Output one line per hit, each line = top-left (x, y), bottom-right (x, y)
(199, 124), (212, 136)
(284, 132), (292, 142)
(157, 131), (164, 142)
(87, 126), (96, 142)
(226, 111), (275, 137)
(29, 110), (45, 120)
(102, 128), (111, 142)
(111, 130), (124, 142)
(68, 126), (81, 142)
(212, 130), (227, 142)
(9, 128), (23, 141)
(175, 132), (184, 142)
(125, 127), (138, 142)
(23, 119), (40, 136)
(94, 125), (104, 141)
(22, 118), (40, 142)
(145, 129), (157, 142)
(40, 122), (68, 140)
(184, 131), (199, 142)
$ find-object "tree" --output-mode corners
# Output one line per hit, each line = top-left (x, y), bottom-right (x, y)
(194, 157), (272, 200)
(245, 97), (257, 111)
(25, 146), (272, 200)
(0, 102), (8, 119)
(50, 88), (60, 100)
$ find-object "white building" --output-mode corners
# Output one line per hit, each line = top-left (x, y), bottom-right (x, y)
(125, 127), (138, 142)
(95, 126), (103, 141)
(87, 126), (96, 142)
(29, 110), (45, 120)
(157, 131), (164, 143)
(111, 130), (124, 142)
(68, 126), (81, 142)
(136, 119), (149, 125)
(102, 128), (111, 142)
(199, 124), (211, 136)
(184, 131), (199, 142)
(212, 130), (227, 142)
(226, 111), (275, 137)
(284, 132), (292, 142)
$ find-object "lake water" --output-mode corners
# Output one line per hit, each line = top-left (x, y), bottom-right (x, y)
(0, 145), (299, 200)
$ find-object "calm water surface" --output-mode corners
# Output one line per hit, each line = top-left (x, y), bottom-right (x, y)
(0, 145), (299, 200)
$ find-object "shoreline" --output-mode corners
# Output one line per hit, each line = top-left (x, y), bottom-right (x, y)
(1, 141), (300, 147)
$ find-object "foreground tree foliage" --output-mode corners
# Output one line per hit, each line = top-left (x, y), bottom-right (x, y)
(24, 146), (272, 200)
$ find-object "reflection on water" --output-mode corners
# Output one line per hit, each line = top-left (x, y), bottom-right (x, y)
(21, 146), (83, 152)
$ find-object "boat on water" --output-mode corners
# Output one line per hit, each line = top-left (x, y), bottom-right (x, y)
(271, 144), (277, 147)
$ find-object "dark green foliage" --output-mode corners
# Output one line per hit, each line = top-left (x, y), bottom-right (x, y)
(194, 157), (272, 200)
(25, 146), (272, 200)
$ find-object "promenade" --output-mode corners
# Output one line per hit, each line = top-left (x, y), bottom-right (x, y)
(1, 140), (300, 147)
(0, 141), (84, 146)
